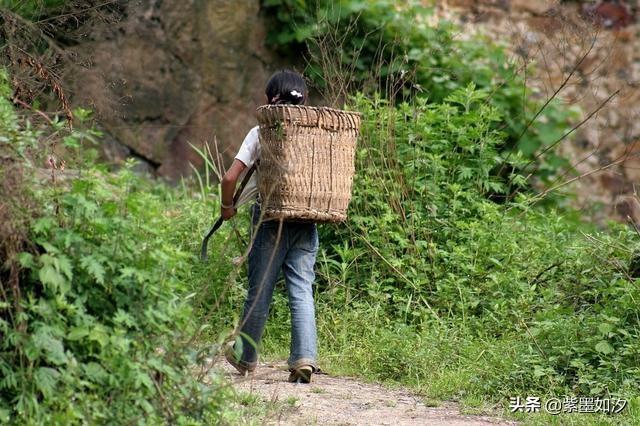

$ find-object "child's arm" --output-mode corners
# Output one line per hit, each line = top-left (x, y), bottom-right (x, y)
(220, 159), (247, 220)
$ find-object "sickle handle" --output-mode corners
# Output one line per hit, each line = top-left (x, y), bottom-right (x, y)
(200, 164), (257, 261)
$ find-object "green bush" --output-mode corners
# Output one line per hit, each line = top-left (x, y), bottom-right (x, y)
(257, 87), (640, 410)
(0, 72), (236, 423)
(0, 168), (240, 423)
(261, 0), (578, 181)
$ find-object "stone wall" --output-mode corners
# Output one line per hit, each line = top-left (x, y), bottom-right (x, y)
(439, 0), (640, 224)
(66, 0), (281, 179)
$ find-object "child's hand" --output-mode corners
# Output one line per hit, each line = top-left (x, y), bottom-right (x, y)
(221, 206), (237, 220)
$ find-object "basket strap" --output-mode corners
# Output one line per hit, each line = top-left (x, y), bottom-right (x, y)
(309, 109), (320, 208)
(328, 126), (333, 212)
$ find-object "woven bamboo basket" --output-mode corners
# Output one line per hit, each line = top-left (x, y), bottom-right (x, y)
(256, 105), (361, 222)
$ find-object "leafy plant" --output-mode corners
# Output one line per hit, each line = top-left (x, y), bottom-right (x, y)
(0, 73), (237, 423)
(0, 0), (67, 20)
(261, 0), (579, 184)
(255, 87), (640, 416)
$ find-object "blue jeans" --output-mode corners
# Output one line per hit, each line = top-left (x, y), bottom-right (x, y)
(237, 205), (318, 371)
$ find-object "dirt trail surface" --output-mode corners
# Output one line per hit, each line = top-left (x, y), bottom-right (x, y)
(221, 361), (517, 425)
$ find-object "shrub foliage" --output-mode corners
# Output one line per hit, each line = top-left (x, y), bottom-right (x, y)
(0, 72), (232, 424)
(1, 2), (638, 423)
(262, 0), (578, 179)
(309, 89), (640, 401)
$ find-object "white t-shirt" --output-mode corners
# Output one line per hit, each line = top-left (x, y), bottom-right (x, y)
(233, 126), (260, 207)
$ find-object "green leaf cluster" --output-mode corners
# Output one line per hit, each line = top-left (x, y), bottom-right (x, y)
(0, 167), (240, 423)
(0, 75), (235, 424)
(307, 88), (640, 400)
(261, 0), (579, 182)
(0, 0), (67, 20)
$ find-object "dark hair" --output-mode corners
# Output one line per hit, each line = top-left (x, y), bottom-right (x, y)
(265, 70), (307, 105)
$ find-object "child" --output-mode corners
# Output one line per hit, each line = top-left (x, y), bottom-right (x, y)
(221, 70), (318, 383)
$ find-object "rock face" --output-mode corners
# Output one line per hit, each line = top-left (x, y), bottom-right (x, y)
(66, 0), (280, 179)
(438, 0), (640, 224)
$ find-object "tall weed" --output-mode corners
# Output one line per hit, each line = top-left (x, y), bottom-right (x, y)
(257, 87), (640, 411)
(0, 73), (237, 423)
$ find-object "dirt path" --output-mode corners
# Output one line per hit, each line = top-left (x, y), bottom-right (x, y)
(221, 361), (517, 425)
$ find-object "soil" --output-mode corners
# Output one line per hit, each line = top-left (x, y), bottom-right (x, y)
(221, 360), (518, 425)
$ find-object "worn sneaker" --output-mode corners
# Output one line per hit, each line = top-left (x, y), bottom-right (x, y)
(288, 365), (313, 384)
(224, 345), (256, 376)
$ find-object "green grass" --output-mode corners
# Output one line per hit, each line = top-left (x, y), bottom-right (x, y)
(256, 304), (640, 425)
(4, 71), (638, 423)
(188, 96), (640, 424)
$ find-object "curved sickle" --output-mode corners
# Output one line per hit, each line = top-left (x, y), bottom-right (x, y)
(200, 164), (257, 261)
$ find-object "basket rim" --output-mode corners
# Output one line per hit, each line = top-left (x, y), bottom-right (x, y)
(256, 104), (362, 117)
